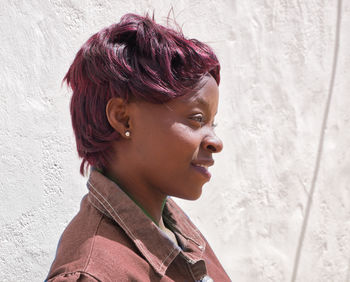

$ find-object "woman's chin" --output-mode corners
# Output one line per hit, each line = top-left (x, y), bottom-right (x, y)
(175, 188), (203, 201)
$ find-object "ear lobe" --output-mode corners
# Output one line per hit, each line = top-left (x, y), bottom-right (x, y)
(106, 98), (130, 135)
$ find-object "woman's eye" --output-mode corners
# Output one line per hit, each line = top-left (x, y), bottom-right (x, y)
(191, 114), (204, 124)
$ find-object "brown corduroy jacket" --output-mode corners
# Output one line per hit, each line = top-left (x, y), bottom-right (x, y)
(46, 169), (231, 281)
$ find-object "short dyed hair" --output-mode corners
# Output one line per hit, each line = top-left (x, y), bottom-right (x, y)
(64, 13), (221, 175)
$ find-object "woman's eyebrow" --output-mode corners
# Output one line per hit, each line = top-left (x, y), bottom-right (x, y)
(191, 97), (218, 115)
(182, 95), (208, 108)
(173, 95), (218, 115)
(195, 97), (209, 108)
(189, 96), (210, 112)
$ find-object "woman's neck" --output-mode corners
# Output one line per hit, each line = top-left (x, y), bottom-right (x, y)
(102, 167), (167, 226)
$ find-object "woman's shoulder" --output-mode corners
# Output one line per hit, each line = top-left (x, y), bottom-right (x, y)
(46, 195), (155, 281)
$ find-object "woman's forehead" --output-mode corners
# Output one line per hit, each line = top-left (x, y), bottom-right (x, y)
(168, 76), (219, 108)
(133, 76), (219, 115)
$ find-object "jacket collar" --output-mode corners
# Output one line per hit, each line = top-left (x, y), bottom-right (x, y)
(86, 169), (206, 276)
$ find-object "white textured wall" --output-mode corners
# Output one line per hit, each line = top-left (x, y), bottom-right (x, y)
(1, 1), (349, 281)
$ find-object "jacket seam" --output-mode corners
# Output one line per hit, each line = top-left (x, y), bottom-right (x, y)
(164, 207), (206, 257)
(88, 194), (112, 219)
(82, 213), (104, 273)
(47, 270), (101, 282)
(87, 180), (172, 274)
(186, 261), (197, 282)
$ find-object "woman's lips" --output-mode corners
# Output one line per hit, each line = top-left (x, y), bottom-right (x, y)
(191, 163), (211, 179)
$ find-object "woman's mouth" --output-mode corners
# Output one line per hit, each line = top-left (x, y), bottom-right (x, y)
(191, 163), (211, 179)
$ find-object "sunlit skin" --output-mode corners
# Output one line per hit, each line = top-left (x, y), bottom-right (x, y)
(104, 75), (223, 232)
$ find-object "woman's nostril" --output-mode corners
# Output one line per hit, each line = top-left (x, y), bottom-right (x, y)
(207, 144), (217, 152)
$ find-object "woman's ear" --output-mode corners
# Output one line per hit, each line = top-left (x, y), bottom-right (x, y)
(106, 97), (131, 137)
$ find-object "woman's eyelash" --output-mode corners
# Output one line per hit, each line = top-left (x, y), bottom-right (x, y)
(191, 115), (217, 128)
(191, 115), (204, 122)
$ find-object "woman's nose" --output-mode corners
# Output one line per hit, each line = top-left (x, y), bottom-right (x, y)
(202, 133), (223, 153)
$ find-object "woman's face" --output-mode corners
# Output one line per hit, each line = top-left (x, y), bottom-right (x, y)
(125, 75), (223, 200)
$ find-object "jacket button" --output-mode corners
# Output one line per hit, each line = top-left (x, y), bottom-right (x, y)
(201, 275), (213, 282)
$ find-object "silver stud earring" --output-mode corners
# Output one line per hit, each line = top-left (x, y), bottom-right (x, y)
(125, 131), (130, 137)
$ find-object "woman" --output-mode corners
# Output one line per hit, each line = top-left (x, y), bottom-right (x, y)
(47, 13), (230, 281)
